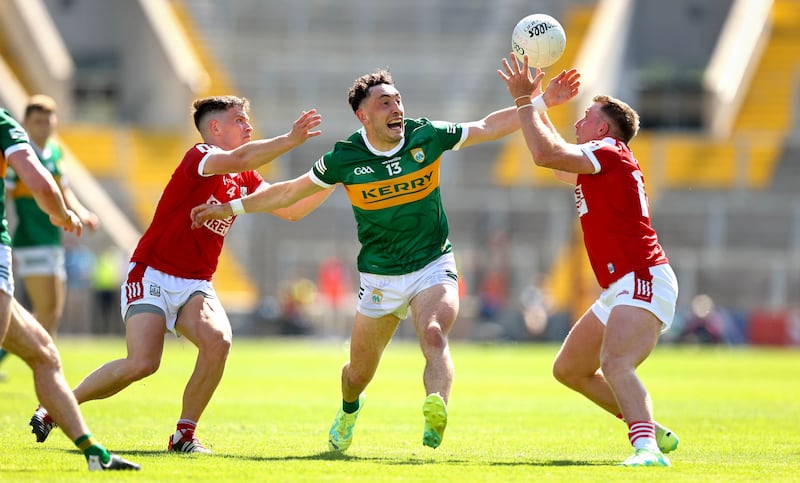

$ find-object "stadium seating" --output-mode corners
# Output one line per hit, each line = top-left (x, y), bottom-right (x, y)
(3, 0), (798, 338)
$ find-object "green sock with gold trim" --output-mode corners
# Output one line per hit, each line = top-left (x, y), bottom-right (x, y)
(75, 434), (110, 463)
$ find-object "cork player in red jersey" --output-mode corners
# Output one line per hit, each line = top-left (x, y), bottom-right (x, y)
(29, 96), (333, 454)
(499, 54), (679, 467)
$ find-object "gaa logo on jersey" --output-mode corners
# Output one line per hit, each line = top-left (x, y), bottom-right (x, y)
(411, 148), (425, 163)
(371, 288), (383, 304)
(354, 166), (375, 175)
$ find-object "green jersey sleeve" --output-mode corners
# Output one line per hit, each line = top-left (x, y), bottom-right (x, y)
(0, 109), (31, 159)
(428, 119), (468, 151)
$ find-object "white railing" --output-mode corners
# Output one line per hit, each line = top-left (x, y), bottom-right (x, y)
(703, 0), (774, 138)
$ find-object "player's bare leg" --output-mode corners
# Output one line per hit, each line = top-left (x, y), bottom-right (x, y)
(72, 312), (166, 403)
(5, 295), (141, 470)
(601, 305), (661, 424)
(343, 312), (400, 401)
(23, 274), (66, 336)
(175, 294), (232, 420)
(169, 294), (232, 453)
(554, 306), (678, 455)
(603, 305), (670, 465)
(328, 311), (399, 451)
(411, 283), (458, 402)
(411, 282), (458, 448)
(552, 308), (619, 413)
(3, 296), (89, 440)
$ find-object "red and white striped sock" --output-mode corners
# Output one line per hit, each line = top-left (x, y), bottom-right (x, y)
(173, 419), (197, 444)
(627, 420), (658, 451)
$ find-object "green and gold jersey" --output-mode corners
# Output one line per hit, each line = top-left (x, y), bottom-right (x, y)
(311, 118), (467, 275)
(6, 139), (64, 247)
(0, 108), (33, 247)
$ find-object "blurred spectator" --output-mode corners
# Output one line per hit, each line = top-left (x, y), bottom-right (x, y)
(277, 274), (318, 335)
(471, 226), (512, 340)
(678, 294), (727, 344)
(92, 247), (126, 334)
(519, 274), (553, 338)
(477, 268), (509, 320)
(57, 242), (95, 333)
(65, 244), (96, 289)
(316, 256), (354, 337)
(318, 256), (349, 307)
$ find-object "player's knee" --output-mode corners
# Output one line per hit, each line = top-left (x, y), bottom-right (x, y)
(599, 353), (629, 381)
(421, 323), (448, 351)
(128, 356), (161, 380)
(200, 331), (232, 361)
(552, 357), (576, 388)
(35, 340), (64, 373)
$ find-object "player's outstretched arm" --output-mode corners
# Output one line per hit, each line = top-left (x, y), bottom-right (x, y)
(203, 109), (322, 175)
(270, 183), (334, 222)
(8, 148), (82, 236)
(190, 173), (326, 228)
(456, 53), (548, 149)
(498, 54), (588, 175)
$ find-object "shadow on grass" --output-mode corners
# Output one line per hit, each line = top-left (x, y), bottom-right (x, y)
(45, 447), (615, 467)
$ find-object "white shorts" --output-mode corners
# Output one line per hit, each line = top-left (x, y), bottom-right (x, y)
(590, 263), (678, 333)
(13, 246), (66, 280)
(121, 262), (218, 334)
(357, 253), (459, 320)
(0, 245), (15, 297)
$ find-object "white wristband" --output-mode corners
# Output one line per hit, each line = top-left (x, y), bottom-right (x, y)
(531, 94), (548, 112)
(230, 198), (245, 215)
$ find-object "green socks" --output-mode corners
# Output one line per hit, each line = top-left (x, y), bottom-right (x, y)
(75, 434), (110, 463)
(342, 398), (361, 414)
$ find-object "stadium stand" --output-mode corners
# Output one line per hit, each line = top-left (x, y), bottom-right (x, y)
(1, 0), (797, 341)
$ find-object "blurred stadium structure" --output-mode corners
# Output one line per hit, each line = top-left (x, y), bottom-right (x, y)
(0, 0), (798, 344)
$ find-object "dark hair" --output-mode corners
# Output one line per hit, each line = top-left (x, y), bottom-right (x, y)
(593, 95), (639, 143)
(192, 95), (249, 131)
(348, 70), (393, 113)
(24, 94), (57, 119)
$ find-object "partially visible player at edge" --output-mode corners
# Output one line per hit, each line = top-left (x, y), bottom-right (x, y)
(190, 68), (580, 451)
(29, 96), (332, 454)
(0, 107), (139, 471)
(0, 95), (100, 373)
(498, 53), (680, 467)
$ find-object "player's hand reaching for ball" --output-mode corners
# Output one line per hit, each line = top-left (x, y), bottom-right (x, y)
(542, 69), (581, 108)
(498, 54), (580, 109)
(498, 54), (545, 101)
(190, 202), (231, 229)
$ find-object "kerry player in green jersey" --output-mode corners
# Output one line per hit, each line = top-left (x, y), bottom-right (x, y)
(191, 68), (580, 451)
(0, 107), (138, 471)
(2, 96), (99, 351)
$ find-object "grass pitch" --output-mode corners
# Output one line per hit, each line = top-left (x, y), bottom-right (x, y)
(0, 337), (798, 481)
